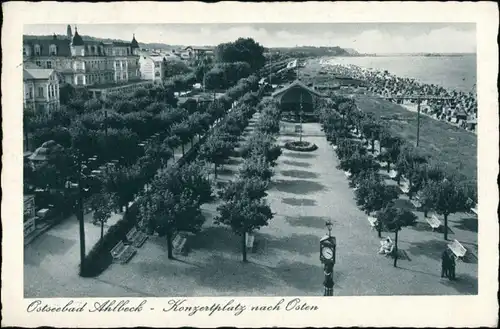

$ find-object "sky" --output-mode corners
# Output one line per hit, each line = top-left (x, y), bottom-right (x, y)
(24, 23), (476, 54)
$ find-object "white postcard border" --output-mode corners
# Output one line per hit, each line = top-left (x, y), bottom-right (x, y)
(2, 1), (498, 327)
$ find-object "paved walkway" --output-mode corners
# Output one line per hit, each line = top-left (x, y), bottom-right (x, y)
(24, 120), (477, 297)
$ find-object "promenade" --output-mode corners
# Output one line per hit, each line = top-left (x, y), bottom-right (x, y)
(24, 120), (477, 297)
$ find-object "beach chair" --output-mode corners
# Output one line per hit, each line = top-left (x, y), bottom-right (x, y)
(389, 170), (398, 179)
(344, 171), (352, 178)
(110, 241), (136, 264)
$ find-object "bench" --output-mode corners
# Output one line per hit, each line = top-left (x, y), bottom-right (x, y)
(126, 227), (149, 248)
(110, 241), (137, 264)
(173, 234), (188, 255)
(400, 183), (410, 194)
(367, 216), (378, 230)
(448, 239), (467, 260)
(426, 214), (442, 231)
(411, 199), (422, 209)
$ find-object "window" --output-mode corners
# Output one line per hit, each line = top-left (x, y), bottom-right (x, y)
(155, 71), (161, 77)
(49, 44), (57, 56)
(23, 46), (29, 56)
(29, 87), (33, 99)
(34, 45), (41, 56)
(46, 61), (52, 69)
(35, 60), (41, 67)
(38, 87), (44, 98)
(81, 49), (85, 56)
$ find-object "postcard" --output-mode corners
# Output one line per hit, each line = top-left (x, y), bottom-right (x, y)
(2, 1), (499, 327)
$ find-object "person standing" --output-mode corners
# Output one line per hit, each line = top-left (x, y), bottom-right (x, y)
(441, 249), (450, 278)
(448, 252), (456, 280)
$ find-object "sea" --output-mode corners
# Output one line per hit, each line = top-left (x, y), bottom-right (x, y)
(323, 54), (477, 93)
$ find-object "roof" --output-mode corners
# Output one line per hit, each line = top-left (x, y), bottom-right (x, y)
(150, 56), (164, 62)
(184, 46), (214, 51)
(131, 34), (139, 49)
(23, 37), (71, 57)
(72, 28), (84, 46)
(23, 68), (55, 80)
(271, 80), (326, 98)
(112, 41), (131, 47)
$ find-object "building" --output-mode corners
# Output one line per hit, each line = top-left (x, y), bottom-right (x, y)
(23, 26), (141, 87)
(23, 67), (60, 112)
(272, 79), (326, 114)
(138, 51), (165, 83)
(182, 46), (215, 63)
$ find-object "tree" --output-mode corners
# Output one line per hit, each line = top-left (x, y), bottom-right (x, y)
(164, 60), (192, 78)
(215, 197), (273, 262)
(220, 176), (268, 202)
(89, 190), (116, 239)
(165, 135), (182, 161)
(239, 153), (273, 182)
(214, 38), (266, 71)
(355, 175), (400, 217)
(379, 136), (404, 172)
(378, 206), (417, 267)
(171, 120), (193, 155)
(338, 151), (380, 177)
(199, 132), (235, 179)
(421, 178), (469, 240)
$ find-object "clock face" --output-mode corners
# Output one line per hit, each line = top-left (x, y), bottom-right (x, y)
(322, 247), (333, 259)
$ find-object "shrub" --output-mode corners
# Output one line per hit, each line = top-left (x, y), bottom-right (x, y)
(284, 141), (318, 152)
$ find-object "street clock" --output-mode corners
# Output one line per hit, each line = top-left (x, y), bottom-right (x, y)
(320, 235), (336, 264)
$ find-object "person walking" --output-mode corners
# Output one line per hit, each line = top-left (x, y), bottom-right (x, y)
(441, 249), (450, 278)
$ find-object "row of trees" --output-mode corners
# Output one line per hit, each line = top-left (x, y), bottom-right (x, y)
(215, 99), (282, 262)
(318, 96), (475, 265)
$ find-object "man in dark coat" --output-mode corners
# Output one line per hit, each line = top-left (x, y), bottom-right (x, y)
(448, 252), (456, 280)
(441, 249), (450, 278)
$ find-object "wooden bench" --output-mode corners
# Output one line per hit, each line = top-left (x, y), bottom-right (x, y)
(400, 183), (410, 194)
(173, 234), (188, 255)
(426, 214), (442, 231)
(126, 227), (149, 248)
(367, 216), (378, 230)
(448, 239), (467, 260)
(110, 241), (136, 264)
(411, 199), (422, 209)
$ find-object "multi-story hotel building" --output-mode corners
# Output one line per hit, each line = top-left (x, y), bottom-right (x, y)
(23, 25), (141, 88)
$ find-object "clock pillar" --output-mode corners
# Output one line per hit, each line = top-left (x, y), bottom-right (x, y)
(323, 263), (334, 296)
(320, 234), (336, 296)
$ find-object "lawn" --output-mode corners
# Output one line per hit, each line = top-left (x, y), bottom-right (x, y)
(302, 58), (477, 185)
(354, 95), (477, 184)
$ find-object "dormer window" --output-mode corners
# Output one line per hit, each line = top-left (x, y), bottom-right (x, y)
(34, 45), (41, 56)
(49, 44), (57, 56)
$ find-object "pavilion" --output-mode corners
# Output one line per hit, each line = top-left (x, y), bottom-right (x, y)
(271, 79), (326, 114)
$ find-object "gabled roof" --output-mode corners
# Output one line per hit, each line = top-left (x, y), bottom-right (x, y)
(271, 80), (326, 98)
(23, 68), (55, 81)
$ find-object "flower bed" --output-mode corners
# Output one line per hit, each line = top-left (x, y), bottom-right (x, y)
(284, 141), (318, 152)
